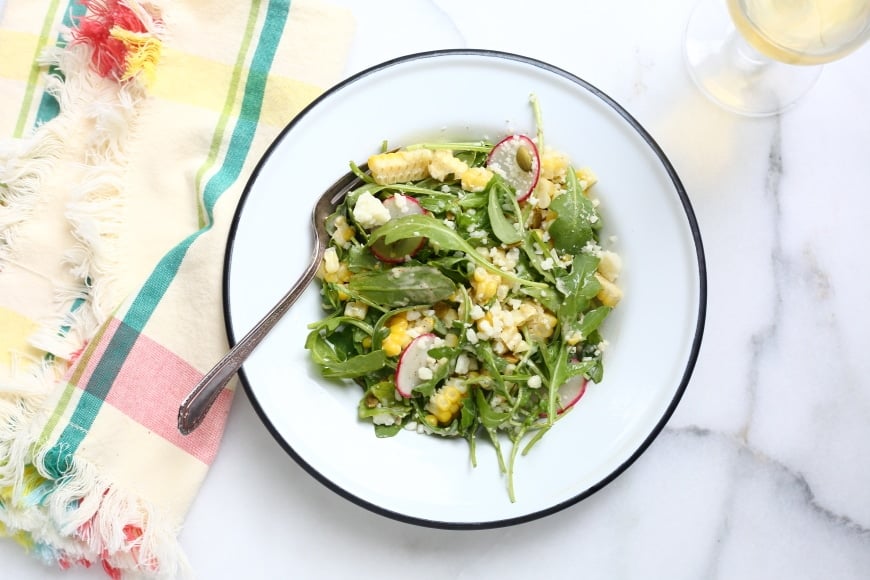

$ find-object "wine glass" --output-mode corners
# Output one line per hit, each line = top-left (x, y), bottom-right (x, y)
(684, 0), (870, 116)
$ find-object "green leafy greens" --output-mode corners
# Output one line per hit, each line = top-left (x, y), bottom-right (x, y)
(305, 99), (622, 502)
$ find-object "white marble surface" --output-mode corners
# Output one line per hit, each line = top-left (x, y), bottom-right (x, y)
(4, 0), (870, 578)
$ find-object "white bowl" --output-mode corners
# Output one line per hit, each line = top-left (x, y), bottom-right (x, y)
(225, 50), (707, 528)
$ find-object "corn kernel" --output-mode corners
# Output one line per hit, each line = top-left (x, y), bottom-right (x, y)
(382, 314), (411, 357)
(344, 301), (368, 320)
(443, 386), (461, 404)
(595, 273), (623, 307)
(460, 166), (494, 192)
(575, 167), (598, 191)
(428, 150), (469, 181)
(330, 215), (355, 248)
(525, 307), (558, 340)
(597, 250), (622, 282)
(368, 149), (433, 185)
(470, 267), (500, 303)
(565, 330), (584, 346)
(540, 149), (570, 182)
(322, 247), (340, 274)
(532, 178), (555, 209)
(425, 384), (467, 425)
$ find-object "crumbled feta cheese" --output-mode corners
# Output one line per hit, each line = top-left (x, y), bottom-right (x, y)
(540, 257), (554, 271)
(417, 367), (433, 381)
(372, 413), (396, 426)
(582, 240), (603, 257)
(352, 192), (391, 229)
(528, 375), (542, 389)
(455, 353), (471, 375)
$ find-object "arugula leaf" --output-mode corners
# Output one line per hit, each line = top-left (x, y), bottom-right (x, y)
(320, 350), (387, 379)
(577, 306), (611, 339)
(555, 254), (602, 342)
(371, 215), (547, 289)
(548, 168), (600, 254)
(305, 330), (338, 366)
(539, 339), (569, 424)
(487, 180), (522, 245)
(475, 389), (510, 430)
(347, 266), (456, 307)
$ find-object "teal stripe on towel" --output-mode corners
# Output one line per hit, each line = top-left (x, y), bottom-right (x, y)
(43, 0), (293, 475)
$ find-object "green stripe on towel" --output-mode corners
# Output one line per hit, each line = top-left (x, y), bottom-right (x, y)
(42, 0), (293, 472)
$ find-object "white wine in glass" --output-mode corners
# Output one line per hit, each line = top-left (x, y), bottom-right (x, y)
(684, 0), (870, 116)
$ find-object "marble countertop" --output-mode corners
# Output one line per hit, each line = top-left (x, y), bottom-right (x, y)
(4, 0), (870, 578)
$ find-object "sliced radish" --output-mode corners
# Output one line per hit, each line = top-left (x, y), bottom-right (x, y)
(394, 333), (441, 398)
(485, 134), (540, 201)
(371, 194), (427, 263)
(557, 375), (588, 413)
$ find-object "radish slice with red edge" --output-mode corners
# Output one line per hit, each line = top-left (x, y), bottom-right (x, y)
(371, 194), (426, 263)
(394, 333), (441, 398)
(557, 375), (588, 413)
(485, 134), (540, 201)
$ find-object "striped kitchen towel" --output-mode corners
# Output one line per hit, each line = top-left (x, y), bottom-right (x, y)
(0, 0), (353, 577)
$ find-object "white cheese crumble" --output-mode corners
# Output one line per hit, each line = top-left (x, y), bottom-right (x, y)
(372, 413), (396, 426)
(352, 192), (391, 229)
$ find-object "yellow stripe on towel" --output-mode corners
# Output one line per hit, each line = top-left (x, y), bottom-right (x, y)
(151, 47), (322, 127)
(0, 30), (40, 81)
(0, 307), (41, 367)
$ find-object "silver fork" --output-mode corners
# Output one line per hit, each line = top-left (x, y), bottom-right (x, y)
(177, 166), (365, 435)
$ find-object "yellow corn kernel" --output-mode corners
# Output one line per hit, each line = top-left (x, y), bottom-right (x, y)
(434, 302), (458, 327)
(344, 301), (368, 320)
(322, 247), (340, 273)
(597, 250), (622, 282)
(460, 167), (494, 192)
(362, 336), (372, 349)
(424, 414), (439, 427)
(381, 315), (411, 357)
(565, 330), (584, 346)
(368, 149), (433, 185)
(512, 301), (538, 326)
(540, 149), (570, 182)
(426, 385), (466, 425)
(317, 262), (351, 285)
(470, 267), (500, 303)
(428, 150), (469, 181)
(532, 178), (555, 209)
(595, 273), (623, 307)
(575, 167), (598, 191)
(330, 215), (355, 248)
(525, 307), (558, 341)
(475, 311), (494, 339)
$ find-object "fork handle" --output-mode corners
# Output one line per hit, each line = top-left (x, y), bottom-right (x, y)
(177, 255), (322, 435)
